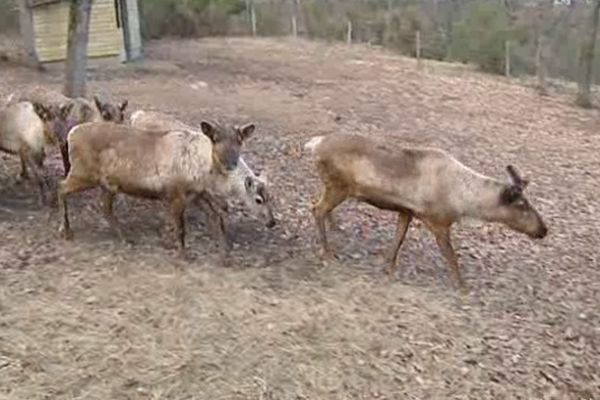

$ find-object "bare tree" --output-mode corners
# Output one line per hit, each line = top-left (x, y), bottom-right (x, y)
(17, 0), (42, 70)
(64, 0), (93, 98)
(291, 0), (303, 37)
(534, 0), (554, 95)
(576, 0), (600, 108)
(534, 0), (575, 96)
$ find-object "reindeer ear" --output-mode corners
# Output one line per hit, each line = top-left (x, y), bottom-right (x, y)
(200, 121), (218, 143)
(81, 104), (94, 122)
(60, 103), (74, 119)
(119, 99), (128, 112)
(32, 102), (50, 121)
(237, 123), (255, 142)
(506, 164), (527, 189)
(93, 96), (104, 112)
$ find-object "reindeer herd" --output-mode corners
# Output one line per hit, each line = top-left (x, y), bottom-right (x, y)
(0, 86), (548, 292)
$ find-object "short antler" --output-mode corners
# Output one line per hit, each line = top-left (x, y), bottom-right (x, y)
(506, 165), (529, 189)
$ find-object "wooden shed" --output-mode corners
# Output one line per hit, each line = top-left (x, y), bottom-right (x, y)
(30, 0), (142, 63)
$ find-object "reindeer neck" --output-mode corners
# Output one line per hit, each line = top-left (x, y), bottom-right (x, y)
(459, 174), (505, 223)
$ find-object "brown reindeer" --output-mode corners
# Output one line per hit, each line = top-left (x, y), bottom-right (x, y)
(129, 109), (276, 248)
(305, 134), (548, 292)
(57, 120), (256, 258)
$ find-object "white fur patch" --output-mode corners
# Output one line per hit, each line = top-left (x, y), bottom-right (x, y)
(129, 110), (146, 126)
(5, 92), (15, 107)
(304, 136), (324, 152)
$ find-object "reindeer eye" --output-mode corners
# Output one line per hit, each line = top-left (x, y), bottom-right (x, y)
(255, 197), (264, 205)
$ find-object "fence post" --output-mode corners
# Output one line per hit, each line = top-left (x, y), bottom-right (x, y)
(292, 15), (297, 38)
(346, 20), (352, 45)
(416, 30), (422, 69)
(505, 40), (511, 77)
(251, 4), (257, 37)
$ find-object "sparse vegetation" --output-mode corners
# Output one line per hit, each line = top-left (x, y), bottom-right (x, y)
(127, 0), (600, 86)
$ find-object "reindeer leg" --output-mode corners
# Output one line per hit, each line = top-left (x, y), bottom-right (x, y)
(385, 211), (413, 278)
(327, 212), (341, 231)
(424, 221), (468, 294)
(194, 193), (228, 243)
(17, 155), (29, 183)
(168, 191), (187, 258)
(58, 140), (71, 177)
(312, 184), (347, 264)
(100, 188), (129, 244)
(22, 151), (50, 207)
(57, 176), (96, 240)
(195, 192), (230, 266)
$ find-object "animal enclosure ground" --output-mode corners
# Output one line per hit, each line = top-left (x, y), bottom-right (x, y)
(1, 38), (599, 399)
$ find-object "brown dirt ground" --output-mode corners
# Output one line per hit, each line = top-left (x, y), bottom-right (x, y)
(1, 37), (599, 400)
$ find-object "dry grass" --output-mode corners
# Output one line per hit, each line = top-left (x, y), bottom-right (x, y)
(1, 37), (599, 399)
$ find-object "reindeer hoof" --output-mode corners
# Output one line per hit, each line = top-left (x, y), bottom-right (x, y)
(218, 257), (230, 268)
(121, 238), (135, 247)
(319, 250), (338, 266)
(59, 226), (73, 241)
(385, 265), (398, 279)
(175, 249), (190, 261)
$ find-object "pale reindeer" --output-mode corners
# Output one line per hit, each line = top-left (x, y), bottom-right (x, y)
(56, 119), (257, 261)
(129, 110), (276, 248)
(7, 86), (128, 124)
(7, 86), (129, 175)
(0, 101), (71, 205)
(305, 133), (548, 292)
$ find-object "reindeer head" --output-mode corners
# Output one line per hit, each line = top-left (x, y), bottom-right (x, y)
(243, 175), (276, 228)
(498, 165), (547, 239)
(32, 102), (69, 145)
(200, 121), (255, 173)
(93, 96), (128, 123)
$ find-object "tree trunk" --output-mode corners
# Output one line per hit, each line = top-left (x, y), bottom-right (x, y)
(535, 0), (554, 96)
(18, 0), (42, 70)
(535, 34), (548, 95)
(250, 1), (257, 37)
(291, 0), (303, 37)
(384, 0), (393, 45)
(64, 0), (93, 98)
(576, 0), (600, 108)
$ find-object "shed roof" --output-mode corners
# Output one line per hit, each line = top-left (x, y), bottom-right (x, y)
(31, 0), (62, 8)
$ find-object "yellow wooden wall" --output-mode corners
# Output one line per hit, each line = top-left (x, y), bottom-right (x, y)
(33, 0), (124, 62)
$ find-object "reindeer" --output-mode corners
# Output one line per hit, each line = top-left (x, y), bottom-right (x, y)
(56, 120), (256, 259)
(129, 110), (276, 248)
(6, 87), (128, 124)
(0, 101), (71, 205)
(304, 133), (548, 292)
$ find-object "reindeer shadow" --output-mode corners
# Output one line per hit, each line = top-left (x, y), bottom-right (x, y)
(0, 175), (44, 218)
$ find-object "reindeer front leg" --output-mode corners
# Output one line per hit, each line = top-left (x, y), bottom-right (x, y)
(423, 220), (468, 294)
(385, 211), (413, 277)
(168, 190), (187, 258)
(311, 183), (347, 264)
(194, 191), (230, 267)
